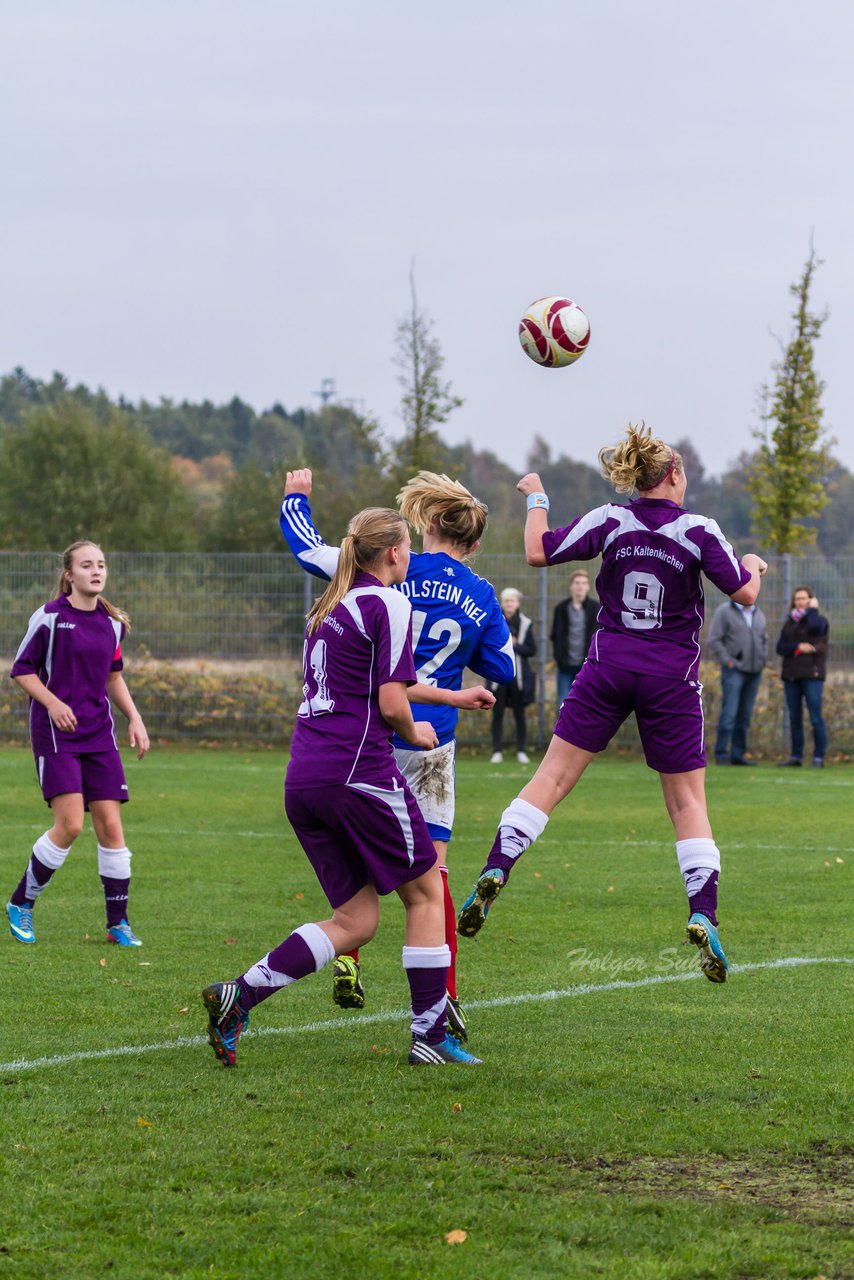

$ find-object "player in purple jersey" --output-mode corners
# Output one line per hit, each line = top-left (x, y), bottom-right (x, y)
(458, 425), (768, 983)
(6, 541), (149, 948)
(281, 468), (513, 1038)
(202, 506), (483, 1067)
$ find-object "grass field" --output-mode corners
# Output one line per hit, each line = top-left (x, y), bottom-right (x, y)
(0, 746), (852, 1280)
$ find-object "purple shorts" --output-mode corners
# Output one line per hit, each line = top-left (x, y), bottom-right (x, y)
(284, 779), (437, 909)
(554, 660), (706, 773)
(35, 751), (129, 808)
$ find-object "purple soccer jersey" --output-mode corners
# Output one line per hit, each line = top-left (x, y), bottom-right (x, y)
(286, 572), (418, 789)
(11, 597), (125, 755)
(542, 497), (752, 681)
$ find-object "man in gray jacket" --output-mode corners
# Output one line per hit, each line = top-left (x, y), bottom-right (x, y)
(708, 599), (768, 765)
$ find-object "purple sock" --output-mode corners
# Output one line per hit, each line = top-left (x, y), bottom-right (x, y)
(11, 854), (54, 907)
(101, 877), (130, 928)
(688, 870), (719, 926)
(482, 825), (531, 882)
(237, 924), (334, 1011)
(403, 945), (450, 1044)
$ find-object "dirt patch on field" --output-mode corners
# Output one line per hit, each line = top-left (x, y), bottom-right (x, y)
(515, 1144), (854, 1226)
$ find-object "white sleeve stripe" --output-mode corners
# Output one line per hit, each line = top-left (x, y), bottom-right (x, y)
(14, 606), (51, 663)
(281, 499), (325, 549)
(346, 586), (412, 674)
(702, 517), (743, 576)
(551, 505), (612, 558)
(302, 544), (341, 577)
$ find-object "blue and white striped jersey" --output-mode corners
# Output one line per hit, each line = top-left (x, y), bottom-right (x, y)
(281, 494), (515, 748)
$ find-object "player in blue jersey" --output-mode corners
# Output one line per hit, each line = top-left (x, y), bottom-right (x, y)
(458, 425), (768, 982)
(202, 506), (482, 1067)
(281, 469), (515, 1034)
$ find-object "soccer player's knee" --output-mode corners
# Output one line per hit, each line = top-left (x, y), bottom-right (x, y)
(55, 816), (84, 845)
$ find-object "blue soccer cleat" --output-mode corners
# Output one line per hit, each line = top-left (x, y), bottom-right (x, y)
(408, 1033), (482, 1065)
(457, 868), (506, 938)
(686, 912), (729, 983)
(202, 981), (250, 1068)
(6, 902), (36, 944)
(106, 920), (142, 947)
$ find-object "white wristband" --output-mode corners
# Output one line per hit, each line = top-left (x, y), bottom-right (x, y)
(526, 491), (549, 511)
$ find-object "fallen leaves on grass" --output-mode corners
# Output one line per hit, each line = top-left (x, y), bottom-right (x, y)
(137, 1117), (155, 1128)
(452, 1102), (463, 1113)
(444, 1229), (468, 1245)
(99, 958), (106, 967)
(224, 938), (238, 945)
(178, 1007), (189, 1015)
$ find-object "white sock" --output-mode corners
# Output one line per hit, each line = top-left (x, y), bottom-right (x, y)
(496, 797), (549, 862)
(97, 845), (132, 880)
(676, 837), (720, 896)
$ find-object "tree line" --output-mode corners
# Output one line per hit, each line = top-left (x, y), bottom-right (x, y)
(0, 251), (849, 556)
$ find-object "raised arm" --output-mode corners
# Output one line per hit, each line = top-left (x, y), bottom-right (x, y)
(730, 554), (768, 606)
(516, 472), (550, 566)
(279, 469), (341, 581)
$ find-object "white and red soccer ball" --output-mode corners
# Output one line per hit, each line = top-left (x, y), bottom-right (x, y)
(518, 296), (590, 368)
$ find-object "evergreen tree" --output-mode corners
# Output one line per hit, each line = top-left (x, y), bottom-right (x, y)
(748, 247), (831, 553)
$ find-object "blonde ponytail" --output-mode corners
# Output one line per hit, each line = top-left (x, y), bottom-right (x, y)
(307, 508), (408, 634)
(598, 423), (681, 496)
(396, 471), (487, 550)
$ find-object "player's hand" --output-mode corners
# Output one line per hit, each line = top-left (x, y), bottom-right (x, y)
(808, 596), (819, 609)
(411, 722), (439, 751)
(285, 469), (313, 499)
(797, 643), (816, 654)
(516, 473), (545, 498)
(757, 558), (768, 577)
(454, 685), (496, 710)
(129, 715), (150, 760)
(48, 698), (77, 732)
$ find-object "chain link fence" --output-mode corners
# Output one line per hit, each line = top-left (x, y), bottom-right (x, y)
(1, 550), (852, 754)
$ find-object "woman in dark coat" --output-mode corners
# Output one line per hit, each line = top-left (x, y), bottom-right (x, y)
(776, 586), (829, 767)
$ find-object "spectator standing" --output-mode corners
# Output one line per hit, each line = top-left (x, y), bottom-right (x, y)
(490, 588), (536, 765)
(708, 598), (768, 765)
(551, 570), (599, 705)
(776, 588), (829, 768)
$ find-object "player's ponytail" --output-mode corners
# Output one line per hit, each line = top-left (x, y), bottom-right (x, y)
(54, 541), (131, 630)
(598, 423), (682, 496)
(307, 508), (408, 634)
(396, 471), (487, 552)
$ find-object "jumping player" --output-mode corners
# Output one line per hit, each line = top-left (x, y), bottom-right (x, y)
(280, 469), (514, 1036)
(6, 541), (149, 947)
(202, 507), (482, 1067)
(458, 425), (768, 982)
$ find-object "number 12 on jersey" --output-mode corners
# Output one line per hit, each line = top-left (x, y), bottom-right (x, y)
(410, 611), (463, 685)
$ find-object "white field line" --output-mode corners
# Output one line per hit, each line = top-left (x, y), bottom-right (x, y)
(1, 955), (851, 1077)
(4, 822), (853, 856)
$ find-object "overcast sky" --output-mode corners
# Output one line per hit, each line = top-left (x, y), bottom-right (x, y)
(2, 1), (851, 478)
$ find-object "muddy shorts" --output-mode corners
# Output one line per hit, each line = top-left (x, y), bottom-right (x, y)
(393, 740), (456, 842)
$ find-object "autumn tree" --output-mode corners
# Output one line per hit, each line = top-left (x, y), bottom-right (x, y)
(748, 247), (831, 553)
(392, 269), (462, 485)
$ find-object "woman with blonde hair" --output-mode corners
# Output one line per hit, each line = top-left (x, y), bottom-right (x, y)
(458, 424), (768, 983)
(6, 541), (149, 947)
(280, 469), (514, 1038)
(203, 506), (482, 1067)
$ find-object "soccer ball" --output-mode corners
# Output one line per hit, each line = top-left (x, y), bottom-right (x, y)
(518, 296), (590, 368)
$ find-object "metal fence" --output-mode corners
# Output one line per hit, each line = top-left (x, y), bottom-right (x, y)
(2, 550), (852, 752)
